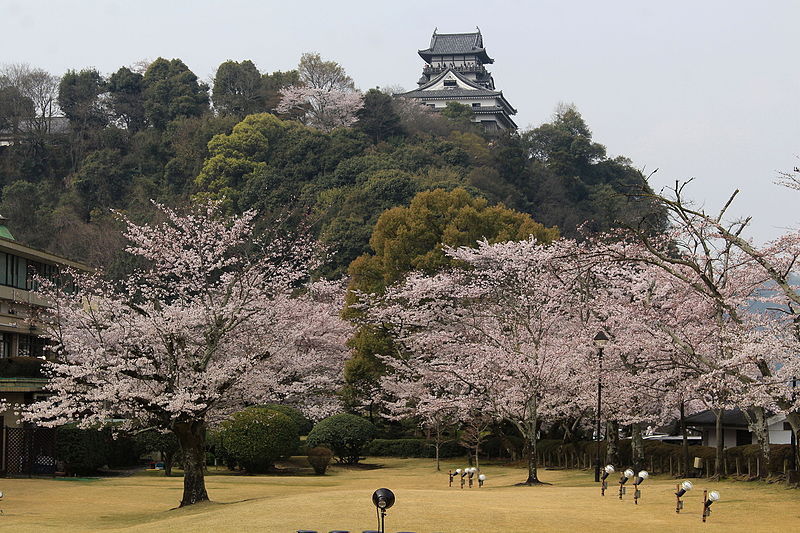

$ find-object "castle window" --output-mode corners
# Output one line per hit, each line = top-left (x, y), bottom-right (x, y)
(472, 103), (481, 107)
(443, 80), (456, 87)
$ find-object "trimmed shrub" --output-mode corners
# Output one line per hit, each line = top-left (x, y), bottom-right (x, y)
(306, 413), (376, 464)
(258, 403), (313, 435)
(365, 438), (464, 458)
(307, 446), (333, 475)
(56, 425), (109, 475)
(218, 407), (299, 473)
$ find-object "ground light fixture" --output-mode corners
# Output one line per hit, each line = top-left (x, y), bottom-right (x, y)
(601, 465), (614, 496)
(372, 488), (395, 533)
(448, 470), (456, 487)
(460, 468), (468, 488)
(478, 474), (486, 488)
(618, 468), (634, 499)
(675, 481), (693, 513)
(468, 467), (476, 488)
(632, 470), (648, 504)
(702, 490), (720, 523)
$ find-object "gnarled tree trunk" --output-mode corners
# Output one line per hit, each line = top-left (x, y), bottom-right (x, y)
(746, 407), (771, 478)
(173, 420), (209, 507)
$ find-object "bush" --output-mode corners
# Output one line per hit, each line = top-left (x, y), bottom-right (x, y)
(218, 407), (299, 473)
(307, 446), (333, 475)
(258, 403), (313, 435)
(306, 413), (376, 464)
(365, 438), (464, 458)
(56, 425), (109, 475)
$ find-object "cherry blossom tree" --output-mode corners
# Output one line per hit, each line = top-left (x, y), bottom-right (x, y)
(276, 85), (363, 132)
(275, 52), (363, 132)
(371, 238), (590, 485)
(25, 204), (351, 506)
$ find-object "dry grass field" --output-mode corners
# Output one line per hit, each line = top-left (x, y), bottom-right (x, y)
(0, 457), (798, 532)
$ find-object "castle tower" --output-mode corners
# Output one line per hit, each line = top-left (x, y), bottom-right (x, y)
(398, 28), (517, 131)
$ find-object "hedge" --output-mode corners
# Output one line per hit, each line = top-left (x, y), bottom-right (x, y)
(365, 438), (464, 458)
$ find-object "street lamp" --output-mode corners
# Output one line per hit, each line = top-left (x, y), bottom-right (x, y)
(593, 330), (610, 482)
(675, 480), (693, 513)
(601, 464), (614, 496)
(702, 490), (720, 522)
(372, 488), (395, 533)
(632, 470), (648, 504)
(618, 468), (634, 500)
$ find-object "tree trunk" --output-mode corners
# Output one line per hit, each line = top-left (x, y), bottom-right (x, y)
(163, 450), (174, 477)
(785, 411), (800, 469)
(679, 401), (690, 477)
(173, 420), (209, 507)
(714, 409), (724, 479)
(631, 423), (645, 472)
(517, 397), (544, 485)
(605, 420), (620, 466)
(747, 407), (771, 478)
(434, 441), (441, 471)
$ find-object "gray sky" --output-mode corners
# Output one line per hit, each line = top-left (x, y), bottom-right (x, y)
(2, 0), (798, 242)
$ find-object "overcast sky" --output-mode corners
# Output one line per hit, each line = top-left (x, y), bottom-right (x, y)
(2, 0), (798, 242)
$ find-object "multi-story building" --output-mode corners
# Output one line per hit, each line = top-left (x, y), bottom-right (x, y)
(0, 217), (89, 475)
(398, 28), (518, 131)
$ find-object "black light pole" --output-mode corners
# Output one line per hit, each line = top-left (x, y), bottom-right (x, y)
(593, 330), (609, 482)
(792, 377), (798, 471)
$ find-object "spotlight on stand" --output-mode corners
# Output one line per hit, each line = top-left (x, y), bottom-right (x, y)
(460, 468), (468, 489)
(702, 490), (720, 522)
(478, 473), (486, 488)
(372, 488), (395, 533)
(618, 468), (634, 500)
(468, 467), (476, 488)
(675, 480), (693, 513)
(601, 465), (614, 496)
(633, 470), (648, 504)
(448, 469), (456, 487)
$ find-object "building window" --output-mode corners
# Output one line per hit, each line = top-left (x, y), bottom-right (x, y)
(443, 80), (456, 87)
(0, 332), (10, 358)
(472, 103), (481, 107)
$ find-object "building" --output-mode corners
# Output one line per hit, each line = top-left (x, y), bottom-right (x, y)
(398, 28), (518, 131)
(0, 217), (89, 475)
(684, 408), (793, 449)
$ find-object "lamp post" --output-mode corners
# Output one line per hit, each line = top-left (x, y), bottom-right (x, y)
(593, 330), (609, 482)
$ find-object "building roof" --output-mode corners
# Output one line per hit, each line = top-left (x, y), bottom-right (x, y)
(684, 408), (750, 428)
(418, 30), (494, 64)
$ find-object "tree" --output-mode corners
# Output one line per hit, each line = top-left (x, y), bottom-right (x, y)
(25, 203), (351, 506)
(108, 67), (146, 131)
(371, 238), (588, 485)
(212, 60), (264, 117)
(343, 188), (559, 416)
(0, 63), (59, 135)
(142, 58), (209, 129)
(276, 53), (363, 132)
(297, 52), (354, 92)
(441, 102), (474, 128)
(355, 88), (403, 143)
(276, 85), (363, 132)
(0, 86), (34, 133)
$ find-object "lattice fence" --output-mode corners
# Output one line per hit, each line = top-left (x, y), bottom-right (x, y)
(4, 426), (57, 476)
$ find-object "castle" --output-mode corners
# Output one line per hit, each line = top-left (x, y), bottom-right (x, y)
(399, 28), (517, 131)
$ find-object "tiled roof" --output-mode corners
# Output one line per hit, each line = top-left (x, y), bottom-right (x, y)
(419, 30), (494, 64)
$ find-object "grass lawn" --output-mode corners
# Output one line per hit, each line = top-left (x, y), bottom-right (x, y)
(0, 458), (798, 532)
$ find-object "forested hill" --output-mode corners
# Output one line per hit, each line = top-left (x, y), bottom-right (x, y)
(0, 57), (663, 277)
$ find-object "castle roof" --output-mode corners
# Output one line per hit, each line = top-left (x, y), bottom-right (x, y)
(418, 30), (494, 64)
(399, 69), (517, 116)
